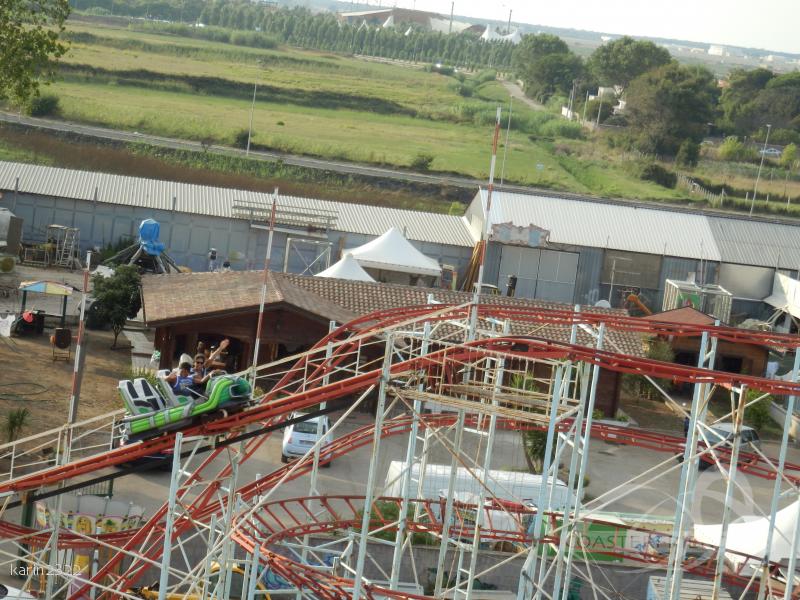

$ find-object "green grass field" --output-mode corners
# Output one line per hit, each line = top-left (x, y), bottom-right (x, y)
(0, 20), (734, 205)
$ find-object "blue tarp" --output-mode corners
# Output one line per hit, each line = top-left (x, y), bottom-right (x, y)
(138, 219), (165, 256)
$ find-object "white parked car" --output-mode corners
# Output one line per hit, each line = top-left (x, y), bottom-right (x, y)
(281, 414), (333, 467)
(706, 423), (761, 450)
(760, 147), (782, 157)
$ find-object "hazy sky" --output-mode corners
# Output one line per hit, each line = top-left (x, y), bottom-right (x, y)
(390, 0), (799, 55)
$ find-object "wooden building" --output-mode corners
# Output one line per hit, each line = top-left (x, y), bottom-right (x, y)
(641, 307), (769, 377)
(141, 271), (646, 416)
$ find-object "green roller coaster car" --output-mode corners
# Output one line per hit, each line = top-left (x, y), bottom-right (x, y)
(118, 373), (252, 440)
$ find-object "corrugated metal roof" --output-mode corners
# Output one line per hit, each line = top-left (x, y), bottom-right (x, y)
(0, 161), (475, 247)
(480, 190), (722, 261)
(707, 216), (800, 269)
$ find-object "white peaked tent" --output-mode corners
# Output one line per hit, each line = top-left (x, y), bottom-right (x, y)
(694, 501), (800, 569)
(316, 252), (375, 282)
(349, 227), (442, 277)
(481, 26), (500, 42)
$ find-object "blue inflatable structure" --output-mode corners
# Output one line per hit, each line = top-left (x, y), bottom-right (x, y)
(102, 218), (179, 273)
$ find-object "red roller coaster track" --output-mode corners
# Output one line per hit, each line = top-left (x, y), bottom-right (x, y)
(1, 303), (796, 598)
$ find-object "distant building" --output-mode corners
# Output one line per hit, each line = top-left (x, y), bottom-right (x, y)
(708, 44), (726, 56)
(338, 8), (471, 33)
(480, 25), (522, 44)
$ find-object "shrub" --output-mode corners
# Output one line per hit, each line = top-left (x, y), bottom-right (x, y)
(676, 139), (700, 168)
(91, 265), (142, 349)
(638, 162), (677, 188)
(410, 153), (434, 171)
(4, 408), (29, 443)
(745, 390), (773, 432)
(83, 6), (112, 15)
(455, 83), (473, 97)
(233, 128), (251, 149)
(718, 136), (757, 162)
(126, 367), (159, 388)
(26, 93), (60, 117)
(540, 119), (583, 140)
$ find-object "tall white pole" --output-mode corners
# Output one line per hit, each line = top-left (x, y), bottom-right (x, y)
(390, 320), (431, 589)
(757, 350), (800, 600)
(750, 124), (772, 216)
(500, 97), (513, 186)
(251, 194), (277, 385)
(352, 335), (394, 600)
(158, 432), (184, 600)
(246, 82), (257, 156)
(469, 107), (502, 338)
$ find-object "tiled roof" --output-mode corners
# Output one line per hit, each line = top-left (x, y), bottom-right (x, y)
(142, 271), (645, 356)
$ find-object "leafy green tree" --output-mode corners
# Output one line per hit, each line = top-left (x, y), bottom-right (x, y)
(676, 139), (700, 168)
(718, 136), (757, 162)
(1, 0), (70, 104)
(513, 34), (584, 102)
(91, 265), (142, 349)
(782, 143), (799, 168)
(624, 63), (719, 155)
(587, 36), (671, 89)
(718, 68), (774, 133)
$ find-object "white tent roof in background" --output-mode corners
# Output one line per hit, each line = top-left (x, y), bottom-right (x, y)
(349, 227), (442, 277)
(316, 253), (375, 282)
(481, 25), (500, 41)
(694, 500), (800, 569)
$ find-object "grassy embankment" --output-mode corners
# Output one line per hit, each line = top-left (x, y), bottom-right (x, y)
(2, 21), (693, 199)
(3, 20), (798, 216)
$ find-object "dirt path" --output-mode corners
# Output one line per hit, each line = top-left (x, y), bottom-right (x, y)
(0, 328), (130, 438)
(502, 80), (546, 111)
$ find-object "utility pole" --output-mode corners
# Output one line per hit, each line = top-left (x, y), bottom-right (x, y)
(596, 93), (603, 126)
(246, 81), (257, 156)
(448, 1), (453, 34)
(582, 90), (589, 122)
(750, 123), (772, 216)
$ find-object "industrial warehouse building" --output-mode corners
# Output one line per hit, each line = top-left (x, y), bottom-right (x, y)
(2, 160), (800, 327)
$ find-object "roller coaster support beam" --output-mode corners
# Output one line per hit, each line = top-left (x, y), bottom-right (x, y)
(298, 321), (336, 600)
(540, 306), (580, 600)
(783, 491), (800, 600)
(390, 320), (431, 590)
(351, 334), (394, 600)
(711, 385), (747, 599)
(759, 350), (800, 600)
(560, 324), (606, 600)
(666, 329), (711, 600)
(465, 321), (509, 600)
(517, 365), (565, 600)
(158, 432), (183, 600)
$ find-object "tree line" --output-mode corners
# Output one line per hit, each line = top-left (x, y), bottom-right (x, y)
(512, 33), (800, 158)
(72, 0), (515, 69)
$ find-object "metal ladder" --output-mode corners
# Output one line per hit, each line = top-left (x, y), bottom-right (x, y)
(55, 228), (80, 269)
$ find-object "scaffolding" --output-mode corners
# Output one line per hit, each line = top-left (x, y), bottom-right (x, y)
(0, 303), (798, 599)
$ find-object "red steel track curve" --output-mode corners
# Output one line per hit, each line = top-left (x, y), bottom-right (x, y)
(0, 303), (795, 597)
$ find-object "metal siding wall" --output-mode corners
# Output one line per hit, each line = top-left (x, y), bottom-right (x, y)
(574, 247), (603, 306)
(9, 193), (475, 278)
(483, 241), (502, 289)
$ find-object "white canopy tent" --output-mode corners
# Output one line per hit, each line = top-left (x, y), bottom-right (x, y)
(316, 252), (375, 282)
(765, 272), (800, 320)
(694, 501), (800, 569)
(348, 227), (442, 279)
